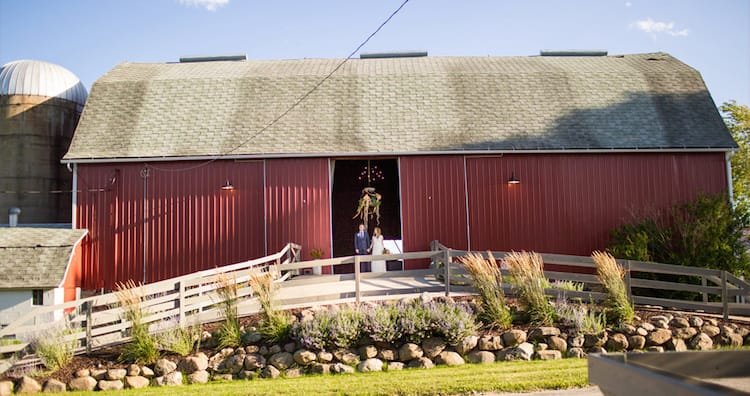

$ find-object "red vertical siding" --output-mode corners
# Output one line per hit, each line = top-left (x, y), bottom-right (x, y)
(400, 156), (469, 269)
(265, 158), (332, 273)
(77, 161), (265, 290)
(466, 153), (728, 255)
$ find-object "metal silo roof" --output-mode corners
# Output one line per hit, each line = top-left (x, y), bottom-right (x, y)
(0, 60), (88, 105)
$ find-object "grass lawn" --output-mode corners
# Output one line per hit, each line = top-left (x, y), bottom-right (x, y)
(83, 359), (588, 396)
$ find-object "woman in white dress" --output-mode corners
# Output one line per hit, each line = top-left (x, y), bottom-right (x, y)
(370, 227), (386, 272)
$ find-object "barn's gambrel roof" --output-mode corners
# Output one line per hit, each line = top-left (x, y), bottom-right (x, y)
(63, 53), (737, 161)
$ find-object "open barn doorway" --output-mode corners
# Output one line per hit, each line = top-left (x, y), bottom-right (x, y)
(331, 159), (402, 274)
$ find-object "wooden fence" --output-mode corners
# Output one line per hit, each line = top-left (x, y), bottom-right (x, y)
(2, 240), (749, 371)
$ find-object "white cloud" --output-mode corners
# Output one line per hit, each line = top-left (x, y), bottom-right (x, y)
(177, 0), (228, 11)
(625, 2), (632, 7)
(632, 17), (689, 37)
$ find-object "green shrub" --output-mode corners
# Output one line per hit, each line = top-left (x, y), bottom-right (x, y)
(363, 304), (402, 344)
(580, 308), (607, 335)
(214, 273), (242, 349)
(592, 251), (634, 325)
(398, 299), (433, 344)
(458, 252), (512, 329)
(430, 301), (478, 345)
(504, 251), (556, 325)
(115, 281), (160, 364)
(33, 327), (77, 372)
(248, 269), (293, 344)
(260, 311), (294, 344)
(293, 312), (331, 351)
(159, 324), (201, 356)
(327, 307), (363, 349)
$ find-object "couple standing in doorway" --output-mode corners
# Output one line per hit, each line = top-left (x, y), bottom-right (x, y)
(354, 223), (386, 272)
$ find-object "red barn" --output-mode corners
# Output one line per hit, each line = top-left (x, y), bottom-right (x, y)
(62, 52), (737, 291)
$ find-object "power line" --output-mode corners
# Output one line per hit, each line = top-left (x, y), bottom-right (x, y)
(146, 0), (411, 173)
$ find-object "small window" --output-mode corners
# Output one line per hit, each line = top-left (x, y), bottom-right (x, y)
(32, 290), (44, 306)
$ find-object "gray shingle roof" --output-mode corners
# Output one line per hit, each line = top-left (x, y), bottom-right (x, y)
(63, 52), (737, 161)
(0, 228), (87, 288)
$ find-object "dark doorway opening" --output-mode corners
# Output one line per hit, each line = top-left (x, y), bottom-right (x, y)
(331, 159), (402, 274)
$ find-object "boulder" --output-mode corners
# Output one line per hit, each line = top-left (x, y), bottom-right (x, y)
(535, 350), (562, 360)
(716, 332), (744, 348)
(310, 363), (330, 375)
(155, 372), (183, 386)
(358, 345), (378, 360)
(16, 376), (41, 394)
(619, 324), (637, 335)
(74, 369), (90, 378)
(587, 346), (607, 354)
(243, 353), (266, 370)
(688, 316), (704, 328)
(285, 368), (303, 378)
(547, 336), (567, 353)
(689, 333), (713, 351)
(269, 352), (294, 370)
(212, 374), (233, 381)
(467, 350), (496, 364)
(258, 346), (269, 356)
(665, 338), (687, 352)
(220, 354), (246, 374)
(357, 358), (384, 372)
(645, 346), (664, 353)
(501, 330), (527, 347)
(186, 370), (209, 384)
(179, 353), (209, 374)
(124, 376), (150, 389)
(628, 335), (646, 350)
(478, 335), (503, 351)
(398, 343), (423, 361)
(583, 333), (607, 348)
(639, 322), (655, 332)
(154, 358), (178, 376)
(528, 327), (560, 341)
(669, 317), (690, 329)
(704, 318), (718, 327)
(68, 377), (97, 392)
(702, 325), (721, 338)
(650, 315), (670, 329)
(141, 366), (155, 378)
(455, 335), (479, 355)
(376, 347), (397, 361)
(567, 335), (584, 348)
(242, 332), (262, 345)
(317, 351), (334, 363)
(421, 337), (447, 358)
(42, 379), (65, 393)
(636, 327), (649, 336)
(606, 333), (629, 352)
(268, 345), (282, 355)
(245, 345), (260, 354)
(90, 369), (107, 380)
(330, 363), (355, 374)
(435, 351), (464, 366)
(407, 357), (435, 369)
(261, 365), (281, 379)
(647, 329), (673, 346)
(535, 343), (548, 351)
(0, 381), (12, 396)
(237, 370), (256, 380)
(97, 380), (124, 391)
(566, 348), (586, 358)
(283, 342), (297, 353)
(107, 368), (127, 380)
(672, 327), (698, 340)
(386, 362), (405, 371)
(127, 364), (140, 377)
(502, 342), (534, 361)
(293, 349), (317, 366)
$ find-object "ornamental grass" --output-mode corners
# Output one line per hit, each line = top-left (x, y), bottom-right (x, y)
(592, 250), (635, 325)
(504, 251), (556, 325)
(248, 268), (293, 343)
(458, 252), (512, 329)
(114, 280), (159, 364)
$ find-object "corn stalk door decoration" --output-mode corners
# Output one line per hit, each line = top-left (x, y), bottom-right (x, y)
(353, 160), (383, 228)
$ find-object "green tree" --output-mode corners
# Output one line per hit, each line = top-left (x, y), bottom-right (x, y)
(721, 101), (750, 212)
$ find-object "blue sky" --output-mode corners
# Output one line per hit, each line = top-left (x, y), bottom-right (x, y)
(1, 0), (748, 106)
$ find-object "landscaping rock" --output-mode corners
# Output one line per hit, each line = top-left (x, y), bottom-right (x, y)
(294, 349), (317, 365)
(317, 351), (334, 363)
(244, 353), (266, 370)
(42, 379), (65, 393)
(535, 343), (548, 351)
(647, 329), (672, 346)
(639, 322), (655, 332)
(467, 350), (496, 364)
(283, 342), (297, 353)
(269, 352), (294, 370)
(330, 363), (355, 374)
(90, 369), (107, 380)
(422, 337), (447, 358)
(702, 325), (721, 338)
(636, 327), (649, 336)
(673, 327), (698, 340)
(16, 376), (41, 394)
(665, 338), (687, 352)
(645, 346), (664, 353)
(584, 333), (607, 348)
(568, 335), (584, 348)
(628, 335), (646, 350)
(242, 332), (262, 345)
(187, 370), (209, 384)
(124, 376), (150, 389)
(357, 358), (384, 372)
(398, 343), (423, 361)
(245, 345), (259, 354)
(377, 347), (397, 361)
(606, 333), (629, 352)
(587, 346), (607, 354)
(547, 336), (567, 353)
(387, 362), (405, 371)
(285, 368), (303, 378)
(310, 363), (330, 375)
(127, 364), (140, 377)
(258, 346), (269, 356)
(212, 374), (233, 381)
(141, 366), (155, 378)
(237, 370), (257, 380)
(689, 333), (713, 351)
(435, 351), (464, 366)
(68, 377), (97, 392)
(502, 330), (527, 347)
(407, 357), (435, 369)
(358, 345), (378, 360)
(97, 380), (124, 391)
(106, 368), (127, 381)
(74, 369), (90, 378)
(528, 327), (560, 341)
(566, 348), (586, 358)
(716, 332), (744, 348)
(669, 317), (690, 328)
(455, 335), (478, 355)
(478, 335), (503, 351)
(0, 381), (12, 396)
(179, 353), (209, 374)
(268, 345), (282, 355)
(536, 350), (562, 360)
(704, 318), (718, 326)
(688, 316), (704, 328)
(157, 372), (183, 386)
(619, 324), (637, 335)
(220, 354), (245, 374)
(650, 315), (670, 329)
(155, 358), (178, 376)
(503, 342), (534, 361)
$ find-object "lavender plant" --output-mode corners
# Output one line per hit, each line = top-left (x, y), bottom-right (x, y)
(292, 311), (331, 351)
(328, 307), (363, 349)
(430, 302), (478, 345)
(363, 304), (402, 344)
(397, 300), (433, 344)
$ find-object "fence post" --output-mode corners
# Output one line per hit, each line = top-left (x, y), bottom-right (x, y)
(444, 249), (451, 297)
(701, 276), (708, 303)
(721, 271), (729, 320)
(624, 260), (632, 302)
(354, 256), (361, 304)
(85, 301), (93, 354)
(178, 280), (186, 327)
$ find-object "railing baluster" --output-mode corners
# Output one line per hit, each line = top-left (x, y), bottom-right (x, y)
(85, 301), (93, 354)
(178, 281), (185, 327)
(444, 249), (451, 297)
(701, 276), (708, 303)
(721, 271), (728, 320)
(625, 260), (632, 302)
(354, 255), (361, 304)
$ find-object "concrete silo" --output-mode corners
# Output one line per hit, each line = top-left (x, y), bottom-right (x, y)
(0, 60), (88, 224)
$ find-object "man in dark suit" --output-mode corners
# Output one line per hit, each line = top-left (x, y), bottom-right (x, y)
(354, 223), (371, 272)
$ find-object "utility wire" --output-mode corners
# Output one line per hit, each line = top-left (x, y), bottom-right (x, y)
(146, 0), (411, 173)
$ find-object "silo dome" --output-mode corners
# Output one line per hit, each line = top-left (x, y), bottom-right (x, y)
(0, 60), (88, 106)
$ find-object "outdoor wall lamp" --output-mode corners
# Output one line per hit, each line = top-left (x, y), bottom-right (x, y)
(221, 179), (235, 191)
(507, 172), (520, 185)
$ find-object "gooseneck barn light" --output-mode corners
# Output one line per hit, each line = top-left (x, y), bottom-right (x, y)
(221, 179), (235, 191)
(507, 172), (520, 185)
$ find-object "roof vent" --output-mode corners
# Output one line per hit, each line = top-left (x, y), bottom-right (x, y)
(360, 51), (428, 59)
(539, 50), (608, 57)
(179, 54), (247, 63)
